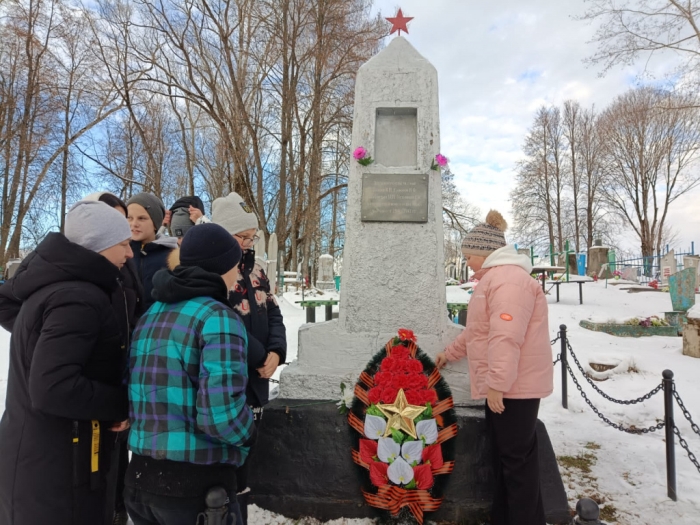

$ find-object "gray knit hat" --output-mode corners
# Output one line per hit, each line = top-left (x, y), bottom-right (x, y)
(211, 192), (258, 235)
(461, 210), (508, 257)
(126, 192), (165, 231)
(170, 207), (195, 238)
(65, 201), (132, 254)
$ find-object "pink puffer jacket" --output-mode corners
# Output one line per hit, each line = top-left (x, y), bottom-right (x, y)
(445, 245), (553, 400)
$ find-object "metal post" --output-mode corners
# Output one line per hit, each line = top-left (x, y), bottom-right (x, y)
(549, 243), (554, 266)
(530, 246), (534, 266)
(325, 303), (333, 321)
(560, 325), (568, 410)
(565, 240), (570, 282)
(663, 369), (677, 501)
(458, 309), (467, 326)
(692, 241), (695, 255)
(306, 305), (315, 324)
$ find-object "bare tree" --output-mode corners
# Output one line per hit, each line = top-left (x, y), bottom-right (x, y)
(580, 0), (700, 84)
(599, 87), (700, 258)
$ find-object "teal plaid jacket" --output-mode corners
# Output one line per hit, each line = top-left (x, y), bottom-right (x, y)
(127, 296), (255, 466)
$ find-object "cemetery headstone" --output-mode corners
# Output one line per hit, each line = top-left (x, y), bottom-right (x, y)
(684, 305), (700, 358)
(669, 267), (696, 312)
(683, 255), (700, 280)
(316, 254), (335, 290)
(621, 267), (638, 282)
(660, 249), (677, 281)
(588, 246), (611, 278)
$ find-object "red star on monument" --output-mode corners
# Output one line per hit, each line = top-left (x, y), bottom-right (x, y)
(386, 8), (413, 36)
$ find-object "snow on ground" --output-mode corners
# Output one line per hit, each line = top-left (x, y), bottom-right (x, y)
(2, 281), (700, 524)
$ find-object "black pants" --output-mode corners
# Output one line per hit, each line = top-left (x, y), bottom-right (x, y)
(125, 488), (243, 525)
(234, 407), (263, 525)
(486, 398), (545, 525)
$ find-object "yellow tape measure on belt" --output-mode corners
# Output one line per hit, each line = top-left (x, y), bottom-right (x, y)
(91, 420), (100, 473)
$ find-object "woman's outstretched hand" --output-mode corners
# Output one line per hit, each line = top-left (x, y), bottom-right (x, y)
(435, 352), (448, 369)
(487, 388), (505, 414)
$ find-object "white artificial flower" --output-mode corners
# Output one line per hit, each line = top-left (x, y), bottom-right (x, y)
(364, 415), (387, 440)
(387, 457), (414, 485)
(416, 419), (439, 444)
(401, 440), (424, 464)
(377, 437), (400, 463)
(337, 388), (354, 409)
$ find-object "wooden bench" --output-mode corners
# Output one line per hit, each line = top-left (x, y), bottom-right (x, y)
(296, 300), (339, 323)
(547, 280), (586, 304)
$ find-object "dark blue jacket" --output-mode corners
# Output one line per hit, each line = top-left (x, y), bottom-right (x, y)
(130, 236), (178, 310)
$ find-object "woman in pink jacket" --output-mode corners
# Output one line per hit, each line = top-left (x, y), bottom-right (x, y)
(436, 210), (553, 525)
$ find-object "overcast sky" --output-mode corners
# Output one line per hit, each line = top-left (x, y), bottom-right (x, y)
(370, 0), (699, 254)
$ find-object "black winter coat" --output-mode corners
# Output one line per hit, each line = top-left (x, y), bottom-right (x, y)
(229, 249), (287, 407)
(0, 233), (130, 525)
(130, 236), (177, 311)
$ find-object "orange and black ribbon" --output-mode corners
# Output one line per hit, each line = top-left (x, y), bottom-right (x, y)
(362, 485), (443, 524)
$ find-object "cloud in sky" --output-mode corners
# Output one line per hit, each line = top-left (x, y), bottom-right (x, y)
(371, 0), (699, 252)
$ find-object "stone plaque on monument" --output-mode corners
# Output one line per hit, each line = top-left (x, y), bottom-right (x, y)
(361, 173), (428, 222)
(375, 107), (417, 167)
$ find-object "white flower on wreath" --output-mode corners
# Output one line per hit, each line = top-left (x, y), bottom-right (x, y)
(387, 457), (414, 485)
(401, 440), (423, 465)
(364, 415), (387, 440)
(416, 419), (438, 444)
(377, 437), (400, 463)
(337, 387), (354, 410)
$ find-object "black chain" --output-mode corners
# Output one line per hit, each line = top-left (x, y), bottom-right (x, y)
(550, 335), (560, 346)
(566, 340), (663, 405)
(673, 389), (700, 439)
(567, 363), (665, 434)
(553, 354), (560, 366)
(674, 425), (700, 475)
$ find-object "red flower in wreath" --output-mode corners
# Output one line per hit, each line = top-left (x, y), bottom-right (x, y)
(369, 461), (389, 487)
(381, 386), (399, 404)
(367, 386), (382, 404)
(359, 439), (378, 465)
(398, 328), (417, 343)
(391, 345), (410, 359)
(422, 444), (444, 471)
(413, 464), (434, 490)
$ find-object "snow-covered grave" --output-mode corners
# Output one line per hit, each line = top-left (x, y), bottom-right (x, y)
(2, 281), (700, 523)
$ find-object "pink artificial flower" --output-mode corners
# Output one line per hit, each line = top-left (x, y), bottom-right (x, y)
(435, 154), (448, 167)
(353, 146), (367, 160)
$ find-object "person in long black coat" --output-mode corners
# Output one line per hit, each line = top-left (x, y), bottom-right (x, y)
(211, 191), (287, 525)
(0, 201), (134, 525)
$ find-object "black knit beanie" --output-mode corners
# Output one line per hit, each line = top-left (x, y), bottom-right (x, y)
(179, 223), (242, 275)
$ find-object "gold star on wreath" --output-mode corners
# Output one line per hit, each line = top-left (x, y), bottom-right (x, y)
(377, 389), (426, 439)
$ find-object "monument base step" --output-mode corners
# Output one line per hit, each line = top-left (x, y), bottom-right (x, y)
(248, 399), (571, 524)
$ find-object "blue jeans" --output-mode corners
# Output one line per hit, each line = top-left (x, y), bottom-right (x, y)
(124, 487), (243, 525)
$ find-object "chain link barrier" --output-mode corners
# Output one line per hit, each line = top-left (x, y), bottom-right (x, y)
(566, 362), (665, 434)
(673, 425), (700, 475)
(566, 340), (663, 405)
(673, 389), (700, 439)
(551, 334), (560, 366)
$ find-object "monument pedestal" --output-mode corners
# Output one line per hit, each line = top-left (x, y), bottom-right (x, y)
(281, 320), (473, 404)
(248, 400), (571, 524)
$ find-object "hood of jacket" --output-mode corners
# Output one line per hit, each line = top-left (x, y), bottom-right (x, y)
(152, 234), (179, 249)
(482, 244), (533, 274)
(151, 265), (230, 305)
(7, 233), (121, 303)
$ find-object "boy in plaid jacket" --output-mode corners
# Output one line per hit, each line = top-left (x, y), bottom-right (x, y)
(125, 223), (255, 525)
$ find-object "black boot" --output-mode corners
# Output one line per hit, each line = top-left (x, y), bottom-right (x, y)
(112, 509), (128, 525)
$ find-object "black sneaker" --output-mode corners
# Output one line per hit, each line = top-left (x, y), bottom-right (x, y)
(113, 509), (128, 525)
